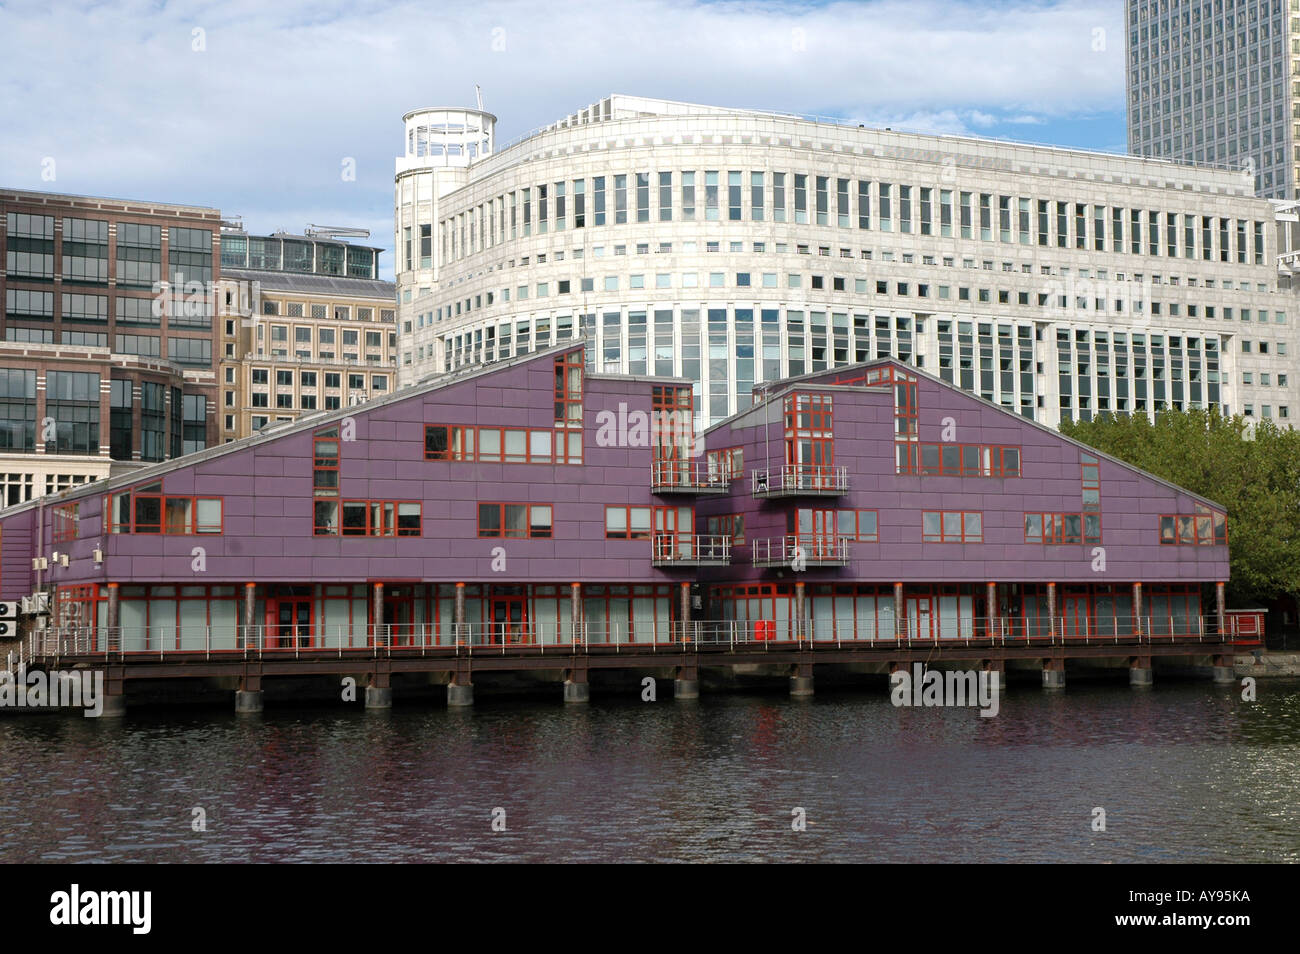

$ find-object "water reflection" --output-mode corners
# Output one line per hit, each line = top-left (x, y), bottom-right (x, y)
(1, 681), (1298, 862)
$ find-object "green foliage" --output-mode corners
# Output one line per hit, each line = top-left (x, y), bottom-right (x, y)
(1060, 408), (1300, 605)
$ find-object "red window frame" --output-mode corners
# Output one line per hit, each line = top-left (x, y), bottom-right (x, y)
(477, 502), (553, 539)
(921, 510), (983, 543)
(706, 446), (744, 478)
(1024, 512), (1102, 545)
(1081, 452), (1101, 511)
(52, 502), (79, 543)
(315, 499), (421, 537)
(554, 350), (584, 426)
(784, 392), (834, 473)
(1159, 509), (1227, 546)
(313, 426), (340, 495)
(897, 443), (1021, 477)
(705, 513), (745, 545)
(105, 487), (224, 535)
(836, 508), (879, 542)
(428, 424), (581, 465)
(604, 505), (653, 540)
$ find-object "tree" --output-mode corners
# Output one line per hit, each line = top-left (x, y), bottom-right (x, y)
(1060, 408), (1300, 607)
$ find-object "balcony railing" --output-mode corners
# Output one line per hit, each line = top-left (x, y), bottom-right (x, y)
(751, 464), (848, 497)
(12, 613), (1232, 661)
(650, 460), (730, 494)
(752, 534), (850, 567)
(650, 533), (731, 566)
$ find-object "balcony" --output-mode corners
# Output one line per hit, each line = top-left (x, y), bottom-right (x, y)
(650, 533), (731, 567)
(752, 534), (850, 568)
(751, 464), (848, 497)
(650, 460), (730, 494)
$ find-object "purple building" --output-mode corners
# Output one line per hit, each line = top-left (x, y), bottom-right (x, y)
(0, 343), (1234, 707)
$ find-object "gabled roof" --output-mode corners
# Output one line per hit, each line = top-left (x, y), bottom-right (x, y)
(708, 355), (1228, 512)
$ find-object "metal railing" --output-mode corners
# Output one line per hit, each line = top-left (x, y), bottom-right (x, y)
(751, 534), (851, 567)
(751, 464), (848, 496)
(650, 460), (729, 493)
(650, 533), (731, 566)
(18, 614), (1231, 661)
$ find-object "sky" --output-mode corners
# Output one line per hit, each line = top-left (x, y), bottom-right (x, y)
(0, 0), (1128, 280)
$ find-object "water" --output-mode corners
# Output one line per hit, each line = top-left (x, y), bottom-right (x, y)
(3, 681), (1299, 863)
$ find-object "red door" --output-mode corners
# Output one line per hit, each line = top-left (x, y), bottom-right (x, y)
(270, 599), (313, 649)
(490, 589), (528, 644)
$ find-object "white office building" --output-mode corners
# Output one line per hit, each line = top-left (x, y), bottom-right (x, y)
(396, 93), (1296, 428)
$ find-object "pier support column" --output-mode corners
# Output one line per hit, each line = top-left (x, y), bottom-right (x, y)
(365, 672), (392, 709)
(99, 668), (126, 718)
(893, 582), (905, 639)
(789, 661), (814, 698)
(570, 582), (583, 644)
(105, 583), (120, 652)
(454, 582), (466, 645)
(372, 582), (385, 647)
(1133, 582), (1143, 637)
(1129, 655), (1153, 688)
(981, 659), (1007, 692)
(985, 582), (999, 640)
(1215, 582), (1227, 638)
(235, 674), (262, 713)
(793, 581), (805, 640)
(447, 672), (474, 707)
(1041, 659), (1065, 690)
(563, 668), (590, 704)
(679, 581), (691, 643)
(242, 582), (257, 649)
(674, 664), (699, 700)
(1046, 582), (1057, 640)
(1211, 654), (1235, 685)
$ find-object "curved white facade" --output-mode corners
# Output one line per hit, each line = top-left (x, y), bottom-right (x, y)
(396, 94), (1296, 428)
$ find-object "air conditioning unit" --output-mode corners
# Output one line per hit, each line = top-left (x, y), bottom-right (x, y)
(93, 548), (104, 564)
(59, 554), (69, 568)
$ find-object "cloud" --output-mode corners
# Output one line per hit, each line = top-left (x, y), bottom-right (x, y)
(0, 0), (1126, 278)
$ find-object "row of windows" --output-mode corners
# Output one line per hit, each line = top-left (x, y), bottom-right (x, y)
(106, 485), (223, 534)
(255, 300), (391, 322)
(313, 500), (421, 536)
(896, 444), (1023, 478)
(434, 173), (1270, 269)
(250, 369), (379, 390)
(424, 425), (584, 465)
(477, 503), (553, 538)
(1159, 512), (1228, 545)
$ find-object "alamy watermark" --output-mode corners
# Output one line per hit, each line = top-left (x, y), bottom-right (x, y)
(889, 664), (1000, 717)
(0, 665), (104, 717)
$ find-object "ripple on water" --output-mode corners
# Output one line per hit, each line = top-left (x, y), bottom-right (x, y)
(1, 681), (1298, 862)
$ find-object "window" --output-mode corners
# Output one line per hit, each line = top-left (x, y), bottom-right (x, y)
(426, 424), (580, 465)
(315, 500), (421, 537)
(921, 511), (982, 543)
(52, 502), (80, 543)
(705, 513), (745, 545)
(706, 446), (744, 479)
(478, 503), (552, 539)
(1159, 507), (1227, 546)
(836, 509), (878, 542)
(1024, 512), (1101, 544)
(45, 371), (100, 455)
(896, 443), (1021, 477)
(313, 426), (340, 495)
(605, 505), (652, 539)
(107, 483), (223, 534)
